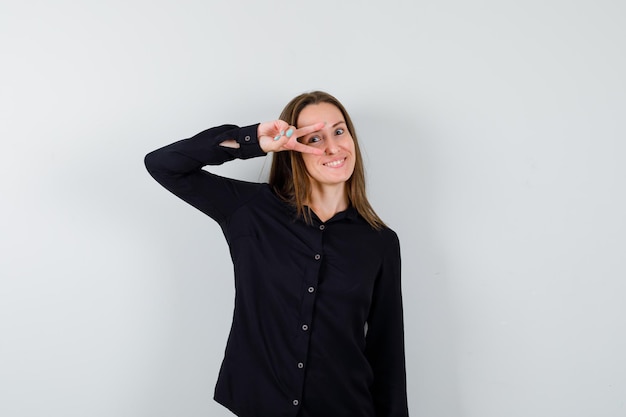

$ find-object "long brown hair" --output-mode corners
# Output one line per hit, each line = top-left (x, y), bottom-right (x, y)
(269, 91), (385, 230)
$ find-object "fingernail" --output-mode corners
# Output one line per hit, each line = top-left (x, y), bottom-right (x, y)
(274, 135), (281, 141)
(286, 129), (293, 138)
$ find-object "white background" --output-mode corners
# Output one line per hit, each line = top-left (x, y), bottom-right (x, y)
(1, 1), (625, 416)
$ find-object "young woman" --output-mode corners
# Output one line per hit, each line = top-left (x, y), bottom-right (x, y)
(145, 91), (408, 417)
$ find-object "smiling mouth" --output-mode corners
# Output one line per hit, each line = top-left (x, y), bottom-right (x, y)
(323, 157), (346, 167)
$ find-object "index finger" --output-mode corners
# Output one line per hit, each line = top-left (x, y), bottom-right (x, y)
(292, 122), (326, 140)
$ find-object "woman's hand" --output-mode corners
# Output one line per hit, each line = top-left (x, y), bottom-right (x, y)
(258, 120), (325, 155)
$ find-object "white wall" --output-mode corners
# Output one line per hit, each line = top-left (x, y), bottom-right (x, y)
(1, 0), (625, 416)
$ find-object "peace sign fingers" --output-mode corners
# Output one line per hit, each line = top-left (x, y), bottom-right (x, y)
(281, 122), (325, 155)
(258, 121), (325, 155)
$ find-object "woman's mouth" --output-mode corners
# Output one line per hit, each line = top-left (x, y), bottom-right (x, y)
(323, 157), (346, 168)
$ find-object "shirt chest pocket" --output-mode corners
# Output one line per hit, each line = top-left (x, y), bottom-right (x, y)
(317, 253), (380, 303)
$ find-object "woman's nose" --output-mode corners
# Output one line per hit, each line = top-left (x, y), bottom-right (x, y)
(325, 143), (340, 155)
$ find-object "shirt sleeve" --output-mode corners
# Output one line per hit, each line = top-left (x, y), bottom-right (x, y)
(365, 230), (409, 417)
(144, 123), (266, 225)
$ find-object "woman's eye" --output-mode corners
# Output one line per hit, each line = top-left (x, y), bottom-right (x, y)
(335, 128), (344, 135)
(308, 136), (321, 144)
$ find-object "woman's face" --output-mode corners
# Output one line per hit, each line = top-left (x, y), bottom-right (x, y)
(296, 102), (356, 188)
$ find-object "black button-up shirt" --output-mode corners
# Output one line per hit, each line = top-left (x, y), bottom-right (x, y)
(145, 124), (409, 417)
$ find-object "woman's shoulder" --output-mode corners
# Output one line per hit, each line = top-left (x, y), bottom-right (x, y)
(350, 214), (400, 247)
(378, 225), (400, 247)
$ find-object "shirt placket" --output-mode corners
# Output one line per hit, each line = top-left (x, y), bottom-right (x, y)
(291, 221), (326, 412)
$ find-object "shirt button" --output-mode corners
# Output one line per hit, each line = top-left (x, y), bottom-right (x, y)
(314, 254), (321, 260)
(244, 135), (251, 142)
(319, 224), (325, 230)
(301, 324), (309, 331)
(293, 399), (299, 406)
(297, 362), (304, 369)
(308, 286), (315, 293)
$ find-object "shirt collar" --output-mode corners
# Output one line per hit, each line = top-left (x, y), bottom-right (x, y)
(305, 205), (358, 224)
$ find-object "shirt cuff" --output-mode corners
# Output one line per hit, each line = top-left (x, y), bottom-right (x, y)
(236, 123), (266, 159)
